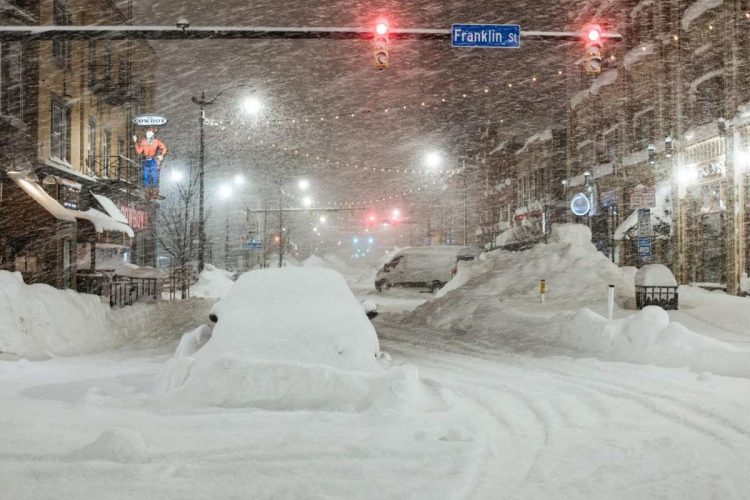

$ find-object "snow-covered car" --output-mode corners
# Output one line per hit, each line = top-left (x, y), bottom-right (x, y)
(375, 246), (482, 292)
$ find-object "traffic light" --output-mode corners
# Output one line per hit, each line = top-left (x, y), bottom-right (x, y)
(584, 25), (603, 74)
(373, 20), (389, 70)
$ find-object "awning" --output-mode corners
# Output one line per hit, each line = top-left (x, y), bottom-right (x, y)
(92, 193), (129, 225)
(8, 172), (134, 238)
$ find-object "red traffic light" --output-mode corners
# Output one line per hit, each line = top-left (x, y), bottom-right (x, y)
(375, 21), (389, 36)
(587, 27), (601, 42)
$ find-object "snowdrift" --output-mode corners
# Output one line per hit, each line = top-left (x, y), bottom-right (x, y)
(190, 264), (235, 299)
(405, 224), (750, 379)
(0, 271), (112, 359)
(158, 267), (428, 411)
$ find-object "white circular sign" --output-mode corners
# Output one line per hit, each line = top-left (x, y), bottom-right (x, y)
(132, 115), (168, 127)
(570, 192), (591, 216)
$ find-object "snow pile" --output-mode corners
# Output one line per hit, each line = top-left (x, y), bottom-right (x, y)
(635, 264), (678, 287)
(158, 268), (423, 410)
(414, 224), (633, 324)
(190, 264), (235, 299)
(0, 271), (112, 359)
(558, 306), (750, 378)
(68, 428), (149, 463)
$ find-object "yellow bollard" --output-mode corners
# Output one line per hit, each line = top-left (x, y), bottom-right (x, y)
(540, 279), (546, 304)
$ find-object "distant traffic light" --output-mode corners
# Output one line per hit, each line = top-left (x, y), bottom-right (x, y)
(373, 20), (389, 70)
(584, 25), (603, 74)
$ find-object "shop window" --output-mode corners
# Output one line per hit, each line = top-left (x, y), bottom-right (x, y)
(59, 185), (79, 209)
(52, 0), (72, 69)
(76, 243), (92, 270)
(1, 42), (23, 117)
(87, 117), (96, 174)
(51, 97), (71, 163)
(62, 239), (72, 289)
(15, 256), (37, 273)
(701, 182), (725, 213)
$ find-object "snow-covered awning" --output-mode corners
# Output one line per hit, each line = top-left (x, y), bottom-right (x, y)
(92, 193), (129, 224)
(8, 172), (134, 238)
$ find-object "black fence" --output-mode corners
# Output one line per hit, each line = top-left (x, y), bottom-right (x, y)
(635, 285), (679, 310)
(110, 277), (160, 307)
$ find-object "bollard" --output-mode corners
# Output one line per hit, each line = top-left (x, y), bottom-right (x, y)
(607, 284), (615, 320)
(540, 279), (546, 304)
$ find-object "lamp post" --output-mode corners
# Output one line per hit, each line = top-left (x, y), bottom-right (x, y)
(275, 178), (311, 268)
(191, 84), (256, 273)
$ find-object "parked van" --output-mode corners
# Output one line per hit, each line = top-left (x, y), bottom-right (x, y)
(375, 246), (482, 292)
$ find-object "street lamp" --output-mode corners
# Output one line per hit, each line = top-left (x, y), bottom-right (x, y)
(425, 151), (442, 169)
(298, 178), (310, 191)
(191, 83), (255, 273)
(275, 178), (312, 268)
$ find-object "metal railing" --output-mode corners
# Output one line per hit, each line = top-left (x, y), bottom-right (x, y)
(110, 277), (160, 307)
(87, 154), (141, 185)
(164, 266), (192, 300)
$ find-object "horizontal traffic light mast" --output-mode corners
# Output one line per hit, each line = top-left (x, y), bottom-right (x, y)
(0, 24), (623, 42)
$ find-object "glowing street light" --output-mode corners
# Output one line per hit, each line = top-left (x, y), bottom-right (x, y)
(219, 184), (233, 200)
(302, 196), (313, 207)
(169, 169), (184, 183)
(319, 215), (327, 223)
(234, 173), (246, 186)
(375, 20), (389, 36)
(242, 96), (262, 115)
(425, 151), (442, 169)
(298, 179), (310, 191)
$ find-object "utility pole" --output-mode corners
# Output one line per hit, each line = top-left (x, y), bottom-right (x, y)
(224, 209), (230, 270)
(278, 181), (284, 268)
(463, 157), (468, 246)
(196, 91), (206, 273)
(262, 209), (268, 268)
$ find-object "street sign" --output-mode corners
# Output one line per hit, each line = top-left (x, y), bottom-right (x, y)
(133, 114), (168, 127)
(637, 237), (652, 261)
(451, 24), (521, 48)
(629, 184), (655, 209)
(242, 241), (262, 250)
(637, 208), (651, 237)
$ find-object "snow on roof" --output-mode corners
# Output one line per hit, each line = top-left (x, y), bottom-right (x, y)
(689, 69), (723, 98)
(630, 0), (654, 18)
(515, 129), (553, 155)
(92, 193), (129, 224)
(7, 171), (76, 222)
(682, 0), (723, 30)
(489, 141), (507, 156)
(614, 183), (672, 240)
(8, 172), (134, 237)
(571, 70), (619, 109)
(623, 43), (655, 69)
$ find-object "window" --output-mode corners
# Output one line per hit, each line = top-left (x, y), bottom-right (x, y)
(62, 239), (72, 289)
(632, 108), (655, 151)
(1, 42), (23, 117)
(103, 130), (111, 175)
(87, 118), (96, 174)
(87, 42), (97, 89)
(59, 185), (79, 209)
(51, 97), (71, 163)
(52, 0), (72, 69)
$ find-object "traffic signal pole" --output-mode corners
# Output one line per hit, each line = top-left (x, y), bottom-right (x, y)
(0, 25), (623, 42)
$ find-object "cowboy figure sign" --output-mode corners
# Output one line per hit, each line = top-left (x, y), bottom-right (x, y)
(133, 126), (168, 199)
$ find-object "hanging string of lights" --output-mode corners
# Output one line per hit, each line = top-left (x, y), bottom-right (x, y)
(204, 68), (565, 130)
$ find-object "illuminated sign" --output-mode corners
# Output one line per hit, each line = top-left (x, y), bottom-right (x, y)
(119, 205), (149, 230)
(132, 115), (168, 127)
(570, 192), (591, 216)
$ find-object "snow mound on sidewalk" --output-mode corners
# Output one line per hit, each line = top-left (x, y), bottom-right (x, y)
(408, 224), (633, 328)
(158, 268), (428, 410)
(0, 271), (111, 359)
(559, 306), (750, 378)
(190, 264), (235, 299)
(68, 428), (149, 463)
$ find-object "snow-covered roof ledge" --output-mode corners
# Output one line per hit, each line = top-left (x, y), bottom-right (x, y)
(515, 129), (553, 156)
(489, 141), (507, 156)
(689, 69), (723, 99)
(682, 0), (723, 30)
(74, 209), (135, 238)
(624, 43), (655, 70)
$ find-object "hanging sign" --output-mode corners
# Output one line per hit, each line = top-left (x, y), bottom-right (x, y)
(132, 115), (168, 127)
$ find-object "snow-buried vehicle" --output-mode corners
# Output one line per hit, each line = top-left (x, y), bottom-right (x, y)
(156, 267), (430, 411)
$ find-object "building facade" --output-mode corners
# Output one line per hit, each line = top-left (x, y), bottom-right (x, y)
(0, 0), (159, 293)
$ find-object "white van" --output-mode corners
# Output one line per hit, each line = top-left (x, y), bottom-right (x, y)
(375, 246), (482, 292)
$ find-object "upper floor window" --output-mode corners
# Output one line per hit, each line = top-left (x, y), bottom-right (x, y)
(1, 42), (23, 117)
(632, 107), (655, 151)
(52, 0), (72, 69)
(51, 97), (71, 163)
(87, 42), (97, 89)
